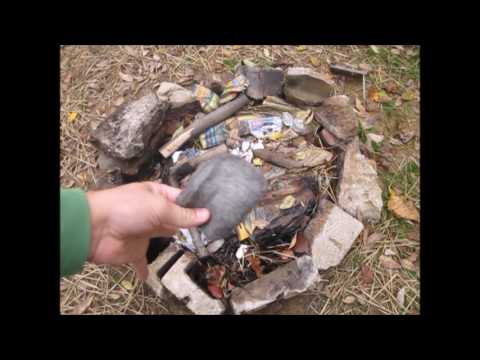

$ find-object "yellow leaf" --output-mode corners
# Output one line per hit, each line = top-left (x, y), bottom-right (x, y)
(296, 45), (307, 52)
(388, 189), (420, 222)
(295, 151), (306, 161)
(263, 48), (270, 58)
(269, 131), (283, 141)
(310, 55), (320, 67)
(401, 90), (416, 101)
(67, 112), (78, 122)
(288, 233), (298, 249)
(279, 195), (296, 210)
(236, 223), (250, 241)
(253, 158), (263, 166)
(232, 45), (241, 50)
(121, 280), (135, 291)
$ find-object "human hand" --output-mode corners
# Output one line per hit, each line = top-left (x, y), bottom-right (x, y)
(85, 182), (210, 280)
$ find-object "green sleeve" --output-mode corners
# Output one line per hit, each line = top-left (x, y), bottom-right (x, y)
(60, 188), (91, 277)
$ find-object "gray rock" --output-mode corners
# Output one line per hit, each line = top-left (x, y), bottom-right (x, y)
(303, 199), (364, 270)
(314, 95), (358, 141)
(145, 243), (183, 300)
(91, 92), (168, 160)
(176, 154), (267, 241)
(238, 65), (284, 100)
(284, 67), (334, 106)
(230, 256), (320, 314)
(161, 252), (226, 315)
(337, 137), (383, 223)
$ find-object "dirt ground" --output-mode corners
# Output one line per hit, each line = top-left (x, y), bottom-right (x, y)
(60, 45), (420, 315)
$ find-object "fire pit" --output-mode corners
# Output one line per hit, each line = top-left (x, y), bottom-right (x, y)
(90, 61), (383, 314)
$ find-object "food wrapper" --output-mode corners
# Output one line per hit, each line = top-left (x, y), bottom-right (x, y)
(219, 75), (249, 104)
(199, 123), (227, 149)
(192, 84), (220, 113)
(247, 116), (283, 139)
(281, 110), (316, 135)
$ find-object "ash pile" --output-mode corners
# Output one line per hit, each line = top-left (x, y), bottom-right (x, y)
(90, 61), (383, 314)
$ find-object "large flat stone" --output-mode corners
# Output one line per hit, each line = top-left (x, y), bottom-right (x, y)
(91, 92), (168, 160)
(303, 199), (364, 270)
(238, 65), (284, 100)
(230, 255), (320, 314)
(284, 67), (334, 106)
(161, 252), (226, 315)
(337, 137), (383, 223)
(314, 95), (358, 141)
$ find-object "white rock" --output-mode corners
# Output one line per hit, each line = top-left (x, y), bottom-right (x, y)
(156, 82), (195, 109)
(161, 252), (226, 315)
(337, 137), (383, 223)
(303, 200), (364, 270)
(145, 243), (183, 300)
(230, 256), (320, 314)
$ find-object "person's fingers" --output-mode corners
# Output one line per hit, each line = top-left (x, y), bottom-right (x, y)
(151, 224), (177, 238)
(132, 257), (148, 281)
(159, 202), (210, 228)
(146, 182), (182, 203)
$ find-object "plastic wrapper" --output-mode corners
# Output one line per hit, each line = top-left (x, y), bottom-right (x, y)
(192, 84), (220, 113)
(281, 110), (316, 135)
(199, 122), (227, 149)
(219, 75), (249, 104)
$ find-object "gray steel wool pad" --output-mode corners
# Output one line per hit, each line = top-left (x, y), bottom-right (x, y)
(176, 154), (267, 240)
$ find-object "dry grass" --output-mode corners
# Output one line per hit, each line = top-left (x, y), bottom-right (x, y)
(60, 45), (420, 315)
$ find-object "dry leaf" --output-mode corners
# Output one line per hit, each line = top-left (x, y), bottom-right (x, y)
(119, 72), (133, 82)
(384, 248), (396, 256)
(408, 249), (419, 263)
(400, 259), (416, 271)
(280, 249), (295, 260)
(360, 264), (374, 286)
(236, 223), (250, 241)
(343, 295), (356, 304)
(208, 284), (224, 299)
(124, 46), (136, 56)
(370, 45), (380, 54)
(279, 195), (296, 210)
(67, 112), (78, 123)
(296, 45), (307, 52)
(153, 54), (161, 62)
(383, 80), (399, 94)
(391, 48), (401, 55)
(365, 232), (384, 247)
(206, 265), (226, 287)
(252, 219), (269, 229)
(253, 158), (263, 166)
(388, 189), (420, 222)
(121, 280), (135, 291)
(401, 90), (416, 101)
(71, 296), (93, 315)
(355, 97), (366, 113)
(368, 86), (380, 102)
(246, 255), (263, 278)
(379, 255), (401, 270)
(263, 48), (270, 58)
(396, 287), (406, 307)
(310, 55), (320, 67)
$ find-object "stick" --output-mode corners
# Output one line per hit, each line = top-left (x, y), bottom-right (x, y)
(252, 149), (302, 169)
(159, 94), (250, 158)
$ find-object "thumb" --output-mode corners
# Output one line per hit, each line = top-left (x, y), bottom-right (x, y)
(161, 202), (211, 228)
(132, 257), (149, 281)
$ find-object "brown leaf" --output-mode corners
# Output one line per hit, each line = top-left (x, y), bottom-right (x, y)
(71, 296), (93, 315)
(358, 63), (372, 72)
(360, 264), (374, 286)
(408, 249), (419, 263)
(246, 255), (263, 278)
(365, 232), (384, 247)
(379, 255), (401, 270)
(400, 259), (416, 272)
(368, 86), (380, 102)
(252, 219), (270, 230)
(293, 231), (309, 254)
(206, 265), (226, 287)
(208, 284), (224, 299)
(382, 80), (399, 94)
(113, 97), (124, 106)
(388, 189), (420, 222)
